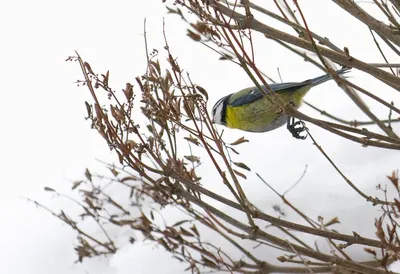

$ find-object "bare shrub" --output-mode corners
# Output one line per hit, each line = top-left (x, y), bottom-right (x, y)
(36, 1), (400, 273)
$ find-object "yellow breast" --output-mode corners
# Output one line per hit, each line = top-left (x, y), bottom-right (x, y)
(225, 86), (311, 132)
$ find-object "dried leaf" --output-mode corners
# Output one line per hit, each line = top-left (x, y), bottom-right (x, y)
(233, 162), (251, 171)
(72, 181), (83, 190)
(277, 256), (287, 262)
(172, 255), (184, 262)
(180, 228), (194, 237)
(109, 219), (135, 226)
(185, 155), (200, 163)
(84, 101), (91, 119)
(123, 83), (134, 100)
(120, 176), (139, 182)
(190, 225), (199, 237)
(85, 168), (92, 182)
(116, 151), (124, 165)
(183, 100), (193, 117)
(84, 62), (93, 74)
(160, 77), (171, 94)
(187, 29), (201, 41)
(387, 170), (398, 189)
(227, 146), (239, 155)
(126, 140), (138, 151)
(230, 137), (249, 146)
(195, 85), (208, 101)
(233, 169), (247, 179)
(165, 70), (173, 85)
(157, 238), (170, 251)
(170, 98), (181, 118)
(168, 54), (180, 72)
(44, 187), (56, 192)
(109, 167), (119, 177)
(149, 60), (161, 75)
(190, 22), (207, 34)
(381, 253), (389, 267)
(111, 105), (125, 123)
(394, 199), (400, 212)
(84, 197), (101, 211)
(172, 220), (190, 227)
(325, 217), (340, 227)
(147, 76), (158, 83)
(201, 256), (217, 268)
(364, 248), (377, 256)
(184, 135), (200, 146)
(166, 6), (183, 17)
(102, 70), (109, 86)
(219, 53), (234, 60)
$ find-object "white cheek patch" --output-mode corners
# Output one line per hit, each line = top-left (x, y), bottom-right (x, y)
(212, 99), (225, 125)
(213, 105), (223, 124)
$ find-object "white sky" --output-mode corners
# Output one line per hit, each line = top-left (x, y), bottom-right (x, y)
(1, 0), (400, 273)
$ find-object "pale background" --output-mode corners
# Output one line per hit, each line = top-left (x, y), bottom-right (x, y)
(1, 0), (399, 273)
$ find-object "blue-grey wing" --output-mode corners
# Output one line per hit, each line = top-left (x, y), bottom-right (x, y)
(229, 81), (310, 107)
(228, 68), (349, 107)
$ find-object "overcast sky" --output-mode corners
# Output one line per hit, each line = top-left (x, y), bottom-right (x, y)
(1, 0), (400, 273)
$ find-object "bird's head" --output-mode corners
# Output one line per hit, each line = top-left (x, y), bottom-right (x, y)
(211, 95), (230, 126)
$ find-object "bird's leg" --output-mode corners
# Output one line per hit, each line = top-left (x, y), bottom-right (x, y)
(287, 117), (308, 140)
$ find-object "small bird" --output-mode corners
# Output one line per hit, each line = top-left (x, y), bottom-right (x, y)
(211, 68), (349, 139)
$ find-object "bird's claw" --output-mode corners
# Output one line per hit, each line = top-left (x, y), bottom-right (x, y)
(287, 117), (308, 140)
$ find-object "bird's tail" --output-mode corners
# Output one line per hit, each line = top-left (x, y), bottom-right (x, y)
(309, 67), (350, 87)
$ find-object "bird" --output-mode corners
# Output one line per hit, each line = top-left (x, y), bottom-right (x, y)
(211, 68), (349, 139)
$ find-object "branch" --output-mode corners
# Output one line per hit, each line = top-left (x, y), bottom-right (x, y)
(212, 1), (400, 90)
(333, 0), (400, 47)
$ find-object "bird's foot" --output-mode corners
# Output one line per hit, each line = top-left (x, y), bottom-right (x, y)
(287, 117), (308, 140)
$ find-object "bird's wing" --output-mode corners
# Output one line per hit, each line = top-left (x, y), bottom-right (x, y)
(229, 81), (310, 107)
(228, 68), (349, 107)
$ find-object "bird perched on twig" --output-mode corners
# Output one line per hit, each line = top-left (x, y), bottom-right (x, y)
(211, 68), (349, 139)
